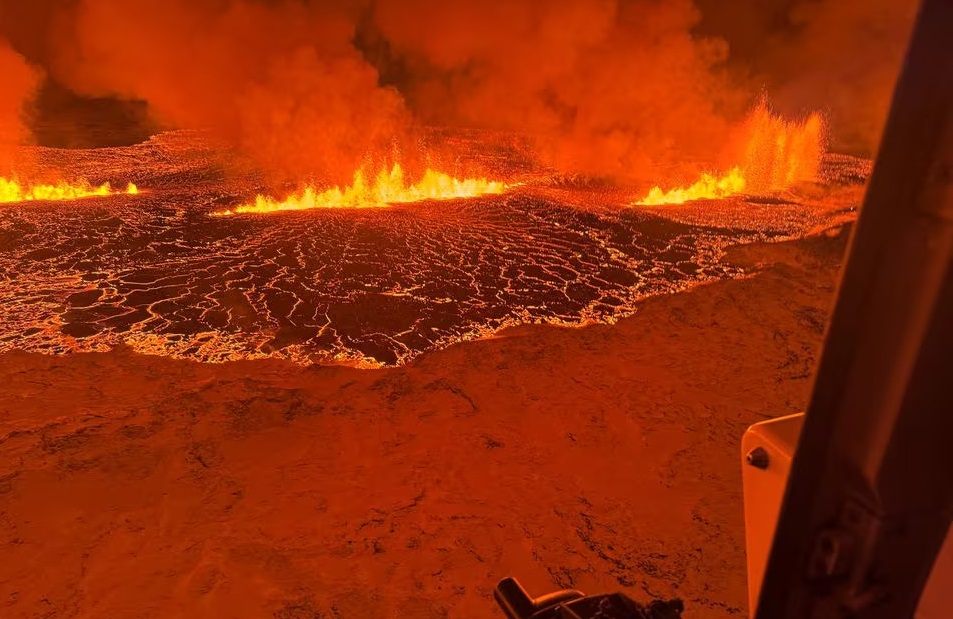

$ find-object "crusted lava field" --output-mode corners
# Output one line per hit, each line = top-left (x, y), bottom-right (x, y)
(0, 132), (867, 366)
(0, 226), (853, 619)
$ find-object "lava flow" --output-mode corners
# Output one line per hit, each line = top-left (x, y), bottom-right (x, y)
(637, 104), (826, 205)
(214, 164), (507, 216)
(0, 177), (138, 203)
(639, 167), (747, 206)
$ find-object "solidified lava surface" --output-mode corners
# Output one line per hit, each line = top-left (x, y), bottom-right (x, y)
(0, 132), (867, 366)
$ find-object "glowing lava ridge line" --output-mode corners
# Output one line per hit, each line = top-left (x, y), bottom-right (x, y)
(0, 178), (138, 203)
(213, 164), (508, 216)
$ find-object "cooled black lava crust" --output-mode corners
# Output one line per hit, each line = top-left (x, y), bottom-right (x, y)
(1, 132), (862, 365)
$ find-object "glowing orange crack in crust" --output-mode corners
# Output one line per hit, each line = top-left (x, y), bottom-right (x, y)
(212, 164), (508, 216)
(0, 177), (138, 203)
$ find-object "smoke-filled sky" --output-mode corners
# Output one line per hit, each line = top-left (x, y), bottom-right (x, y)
(0, 0), (919, 185)
(0, 37), (41, 174)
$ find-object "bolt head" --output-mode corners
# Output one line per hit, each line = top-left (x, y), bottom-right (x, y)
(746, 446), (770, 469)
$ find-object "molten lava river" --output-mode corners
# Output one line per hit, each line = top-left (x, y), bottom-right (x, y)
(0, 130), (869, 366)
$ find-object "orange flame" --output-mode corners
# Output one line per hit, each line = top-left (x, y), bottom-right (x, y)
(213, 164), (507, 216)
(0, 177), (139, 203)
(636, 103), (826, 206)
(639, 167), (746, 206)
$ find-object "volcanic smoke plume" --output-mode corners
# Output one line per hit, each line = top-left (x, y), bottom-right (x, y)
(50, 0), (411, 186)
(39, 0), (755, 186)
(370, 0), (744, 183)
(0, 0), (918, 186)
(764, 0), (918, 155)
(0, 0), (920, 187)
(0, 28), (139, 203)
(0, 37), (40, 174)
(695, 0), (919, 155)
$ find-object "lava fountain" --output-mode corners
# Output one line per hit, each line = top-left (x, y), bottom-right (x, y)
(213, 164), (508, 216)
(0, 177), (139, 203)
(637, 103), (826, 206)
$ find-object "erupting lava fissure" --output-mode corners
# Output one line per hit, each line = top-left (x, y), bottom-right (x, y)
(0, 177), (138, 203)
(637, 104), (826, 206)
(639, 167), (747, 206)
(213, 164), (508, 216)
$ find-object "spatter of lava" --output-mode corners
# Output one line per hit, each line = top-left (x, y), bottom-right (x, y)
(0, 177), (138, 203)
(637, 103), (826, 205)
(212, 164), (507, 216)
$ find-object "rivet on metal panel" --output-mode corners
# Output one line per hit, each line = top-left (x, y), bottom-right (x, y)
(746, 446), (770, 470)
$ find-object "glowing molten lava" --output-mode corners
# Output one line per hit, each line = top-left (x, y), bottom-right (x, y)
(637, 103), (825, 205)
(213, 164), (507, 216)
(639, 167), (746, 206)
(0, 178), (138, 203)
